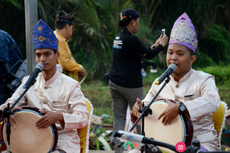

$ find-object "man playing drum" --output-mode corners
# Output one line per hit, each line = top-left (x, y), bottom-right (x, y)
(0, 19), (89, 153)
(132, 12), (220, 151)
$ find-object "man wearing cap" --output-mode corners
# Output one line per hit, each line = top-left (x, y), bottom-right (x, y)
(54, 12), (87, 82)
(108, 8), (168, 153)
(132, 13), (220, 151)
(0, 19), (88, 153)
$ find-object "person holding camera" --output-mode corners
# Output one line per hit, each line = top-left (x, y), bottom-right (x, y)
(108, 8), (168, 153)
(0, 28), (23, 105)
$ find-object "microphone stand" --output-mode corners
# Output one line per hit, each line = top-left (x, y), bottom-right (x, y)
(0, 80), (36, 153)
(129, 76), (171, 153)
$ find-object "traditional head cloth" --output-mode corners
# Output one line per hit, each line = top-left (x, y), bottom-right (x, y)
(119, 8), (140, 23)
(55, 12), (74, 25)
(169, 12), (198, 53)
(32, 19), (58, 51)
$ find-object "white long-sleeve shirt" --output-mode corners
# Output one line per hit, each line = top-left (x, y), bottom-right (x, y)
(1, 70), (89, 153)
(143, 69), (220, 151)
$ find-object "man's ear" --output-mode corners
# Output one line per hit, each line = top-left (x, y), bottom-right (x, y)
(56, 51), (60, 60)
(131, 19), (135, 26)
(191, 55), (197, 64)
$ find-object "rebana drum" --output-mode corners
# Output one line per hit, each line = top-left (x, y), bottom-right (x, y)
(1, 107), (58, 153)
(144, 99), (193, 153)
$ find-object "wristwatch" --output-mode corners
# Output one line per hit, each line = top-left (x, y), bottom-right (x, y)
(178, 102), (187, 114)
(151, 44), (155, 49)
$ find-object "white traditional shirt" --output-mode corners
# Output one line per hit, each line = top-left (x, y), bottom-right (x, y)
(0, 70), (89, 153)
(143, 69), (220, 151)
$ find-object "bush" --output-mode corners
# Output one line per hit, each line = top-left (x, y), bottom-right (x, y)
(193, 49), (216, 68)
(199, 24), (230, 65)
(198, 65), (230, 86)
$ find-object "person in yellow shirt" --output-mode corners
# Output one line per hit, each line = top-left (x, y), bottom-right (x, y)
(54, 12), (87, 82)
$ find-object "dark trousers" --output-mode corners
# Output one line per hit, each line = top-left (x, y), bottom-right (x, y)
(109, 80), (144, 153)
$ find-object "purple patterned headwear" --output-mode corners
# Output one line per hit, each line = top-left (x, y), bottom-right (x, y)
(169, 12), (198, 53)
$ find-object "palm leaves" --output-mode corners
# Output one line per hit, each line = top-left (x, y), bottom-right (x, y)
(67, 0), (134, 77)
(25, 0), (163, 78)
(2, 0), (229, 79)
(68, 0), (164, 78)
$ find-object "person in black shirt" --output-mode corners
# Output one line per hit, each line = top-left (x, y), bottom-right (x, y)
(109, 8), (168, 153)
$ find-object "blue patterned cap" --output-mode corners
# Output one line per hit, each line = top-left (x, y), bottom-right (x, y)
(32, 19), (58, 51)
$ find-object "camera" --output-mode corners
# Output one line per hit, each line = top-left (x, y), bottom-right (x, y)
(141, 61), (157, 73)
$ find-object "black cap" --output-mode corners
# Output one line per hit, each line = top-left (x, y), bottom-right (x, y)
(55, 13), (74, 25)
(119, 8), (140, 23)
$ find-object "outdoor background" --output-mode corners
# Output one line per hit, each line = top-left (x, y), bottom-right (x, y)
(0, 0), (230, 124)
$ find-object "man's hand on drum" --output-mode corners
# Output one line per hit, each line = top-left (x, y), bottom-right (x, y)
(158, 99), (180, 125)
(131, 98), (142, 124)
(2, 106), (22, 129)
(36, 110), (64, 129)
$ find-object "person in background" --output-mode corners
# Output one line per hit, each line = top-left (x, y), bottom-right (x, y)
(108, 8), (168, 153)
(0, 28), (23, 104)
(54, 11), (87, 82)
(0, 19), (88, 153)
(132, 12), (220, 152)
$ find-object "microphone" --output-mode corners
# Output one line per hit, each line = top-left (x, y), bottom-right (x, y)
(112, 130), (177, 152)
(112, 130), (152, 146)
(155, 63), (177, 85)
(23, 63), (44, 89)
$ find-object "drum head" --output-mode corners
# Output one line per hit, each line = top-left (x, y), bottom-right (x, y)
(144, 100), (186, 152)
(3, 110), (55, 153)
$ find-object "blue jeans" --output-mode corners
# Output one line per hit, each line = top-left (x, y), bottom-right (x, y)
(109, 80), (144, 153)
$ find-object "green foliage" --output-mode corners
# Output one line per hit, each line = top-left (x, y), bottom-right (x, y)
(0, 0), (23, 10)
(198, 65), (230, 86)
(52, 0), (166, 79)
(219, 85), (230, 107)
(81, 81), (111, 107)
(90, 126), (106, 150)
(142, 67), (164, 85)
(1, 0), (230, 80)
(199, 24), (230, 64)
(193, 49), (216, 68)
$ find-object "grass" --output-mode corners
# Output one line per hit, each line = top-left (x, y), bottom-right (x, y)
(81, 81), (113, 124)
(81, 81), (111, 108)
(219, 85), (230, 105)
(81, 65), (230, 124)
